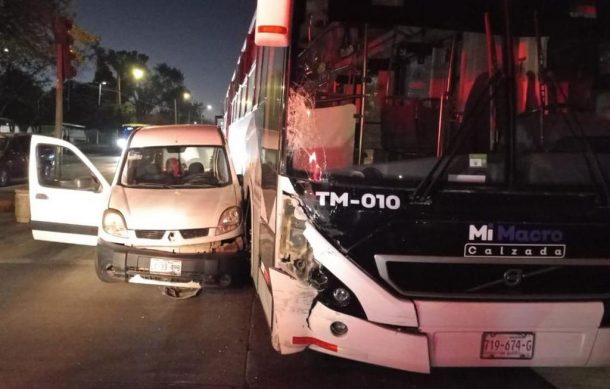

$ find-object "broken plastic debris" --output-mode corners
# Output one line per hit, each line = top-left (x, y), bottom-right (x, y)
(162, 286), (201, 299)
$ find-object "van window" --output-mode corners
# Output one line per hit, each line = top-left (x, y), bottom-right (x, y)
(37, 145), (102, 192)
(120, 145), (232, 188)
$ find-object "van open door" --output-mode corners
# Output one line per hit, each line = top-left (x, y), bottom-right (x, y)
(28, 135), (110, 245)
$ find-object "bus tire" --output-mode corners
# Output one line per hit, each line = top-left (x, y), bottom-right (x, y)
(243, 194), (252, 254)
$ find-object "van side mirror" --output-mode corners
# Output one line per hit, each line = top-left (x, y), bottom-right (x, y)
(237, 174), (244, 186)
(74, 175), (102, 192)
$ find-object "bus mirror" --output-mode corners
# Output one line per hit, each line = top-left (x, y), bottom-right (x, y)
(255, 0), (292, 47)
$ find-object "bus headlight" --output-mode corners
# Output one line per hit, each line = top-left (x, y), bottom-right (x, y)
(280, 197), (367, 320)
(280, 197), (328, 289)
(102, 209), (129, 238)
(332, 287), (351, 307)
(216, 206), (242, 235)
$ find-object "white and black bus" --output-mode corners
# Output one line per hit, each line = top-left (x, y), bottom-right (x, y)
(224, 0), (610, 373)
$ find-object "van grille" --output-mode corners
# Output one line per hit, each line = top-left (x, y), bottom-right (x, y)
(135, 230), (165, 239)
(179, 228), (209, 239)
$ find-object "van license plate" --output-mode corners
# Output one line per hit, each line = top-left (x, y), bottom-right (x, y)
(481, 332), (535, 359)
(150, 258), (182, 276)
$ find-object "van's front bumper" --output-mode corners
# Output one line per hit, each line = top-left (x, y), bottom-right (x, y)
(96, 238), (248, 286)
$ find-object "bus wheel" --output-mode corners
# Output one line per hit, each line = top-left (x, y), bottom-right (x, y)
(243, 196), (252, 253)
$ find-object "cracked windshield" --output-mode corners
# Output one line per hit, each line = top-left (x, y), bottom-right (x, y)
(288, 1), (610, 195)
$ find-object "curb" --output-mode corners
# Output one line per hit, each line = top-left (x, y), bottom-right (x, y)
(0, 194), (14, 212)
(0, 185), (25, 213)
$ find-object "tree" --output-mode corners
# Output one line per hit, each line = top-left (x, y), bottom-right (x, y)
(138, 63), (190, 123)
(0, 0), (69, 124)
(91, 48), (201, 126)
(0, 68), (47, 130)
(0, 0), (70, 74)
(0, 0), (98, 131)
(105, 49), (149, 104)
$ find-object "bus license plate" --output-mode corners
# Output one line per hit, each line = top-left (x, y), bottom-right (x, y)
(481, 332), (535, 359)
(150, 258), (182, 276)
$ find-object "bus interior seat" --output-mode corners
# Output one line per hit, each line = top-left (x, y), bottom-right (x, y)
(381, 98), (419, 155)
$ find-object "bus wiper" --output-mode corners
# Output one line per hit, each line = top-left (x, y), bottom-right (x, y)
(555, 107), (610, 207)
(539, 68), (609, 206)
(410, 71), (506, 204)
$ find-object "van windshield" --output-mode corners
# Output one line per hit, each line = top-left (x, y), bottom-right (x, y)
(120, 145), (231, 188)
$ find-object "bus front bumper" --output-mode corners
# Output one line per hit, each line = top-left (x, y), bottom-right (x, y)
(282, 296), (609, 373)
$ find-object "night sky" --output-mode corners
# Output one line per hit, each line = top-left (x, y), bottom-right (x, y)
(74, 0), (256, 116)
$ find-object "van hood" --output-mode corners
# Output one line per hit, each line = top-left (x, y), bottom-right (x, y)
(108, 185), (239, 230)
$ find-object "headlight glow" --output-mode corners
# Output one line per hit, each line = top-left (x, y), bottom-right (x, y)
(116, 138), (127, 149)
(216, 206), (242, 235)
(102, 209), (129, 238)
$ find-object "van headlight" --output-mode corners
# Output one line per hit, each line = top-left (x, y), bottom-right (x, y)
(102, 209), (129, 238)
(216, 206), (242, 235)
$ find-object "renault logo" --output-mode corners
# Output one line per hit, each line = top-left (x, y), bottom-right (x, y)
(503, 269), (523, 287)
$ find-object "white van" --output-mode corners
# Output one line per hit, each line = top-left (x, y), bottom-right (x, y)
(28, 125), (246, 295)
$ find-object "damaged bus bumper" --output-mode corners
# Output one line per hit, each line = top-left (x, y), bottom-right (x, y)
(271, 265), (610, 373)
(270, 220), (610, 373)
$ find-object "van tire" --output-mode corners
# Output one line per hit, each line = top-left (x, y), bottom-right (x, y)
(219, 256), (250, 288)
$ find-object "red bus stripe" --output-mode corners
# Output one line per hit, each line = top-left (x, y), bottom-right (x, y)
(292, 336), (338, 352)
(257, 25), (288, 35)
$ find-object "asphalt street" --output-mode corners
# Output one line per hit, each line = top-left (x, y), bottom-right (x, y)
(0, 151), (609, 388)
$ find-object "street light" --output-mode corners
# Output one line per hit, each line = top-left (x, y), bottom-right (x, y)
(201, 104), (213, 123)
(98, 81), (107, 107)
(131, 67), (146, 121)
(132, 67), (145, 81)
(116, 67), (145, 106)
(174, 91), (191, 124)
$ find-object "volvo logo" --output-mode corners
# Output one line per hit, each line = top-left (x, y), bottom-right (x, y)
(503, 269), (523, 287)
(168, 232), (175, 242)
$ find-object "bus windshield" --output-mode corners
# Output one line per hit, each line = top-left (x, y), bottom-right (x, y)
(287, 0), (610, 196)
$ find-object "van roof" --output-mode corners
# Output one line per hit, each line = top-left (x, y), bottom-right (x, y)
(129, 124), (224, 148)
